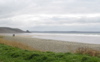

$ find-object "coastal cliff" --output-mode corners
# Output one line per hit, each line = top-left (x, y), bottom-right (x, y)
(0, 27), (26, 33)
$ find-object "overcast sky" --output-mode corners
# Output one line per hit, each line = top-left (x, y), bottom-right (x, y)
(0, 0), (100, 31)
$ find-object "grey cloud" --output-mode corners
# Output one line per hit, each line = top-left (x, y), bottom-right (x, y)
(77, 17), (100, 23)
(0, 0), (100, 18)
(0, 19), (18, 26)
(0, 0), (100, 31)
(47, 16), (100, 24)
(0, 0), (32, 18)
(23, 0), (100, 14)
(31, 24), (100, 31)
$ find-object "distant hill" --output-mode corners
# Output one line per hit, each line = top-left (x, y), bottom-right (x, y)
(0, 27), (26, 33)
(31, 31), (100, 33)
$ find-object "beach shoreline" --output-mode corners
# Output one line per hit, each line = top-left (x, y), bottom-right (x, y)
(3, 35), (100, 52)
(1, 33), (100, 44)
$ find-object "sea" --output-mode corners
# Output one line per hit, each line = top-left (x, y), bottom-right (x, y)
(32, 32), (100, 44)
(1, 32), (100, 44)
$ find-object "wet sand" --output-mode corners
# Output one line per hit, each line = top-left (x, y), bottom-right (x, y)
(3, 36), (100, 52)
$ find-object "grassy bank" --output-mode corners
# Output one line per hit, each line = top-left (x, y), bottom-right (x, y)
(0, 44), (99, 62)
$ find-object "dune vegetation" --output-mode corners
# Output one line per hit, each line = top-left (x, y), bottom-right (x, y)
(0, 36), (38, 51)
(0, 35), (100, 62)
(75, 47), (100, 57)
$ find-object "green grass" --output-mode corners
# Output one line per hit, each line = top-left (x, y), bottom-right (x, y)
(0, 44), (99, 62)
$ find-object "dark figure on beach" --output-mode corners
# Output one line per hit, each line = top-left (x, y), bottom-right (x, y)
(13, 34), (15, 37)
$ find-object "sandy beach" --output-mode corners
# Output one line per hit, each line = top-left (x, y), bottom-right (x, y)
(3, 36), (100, 53)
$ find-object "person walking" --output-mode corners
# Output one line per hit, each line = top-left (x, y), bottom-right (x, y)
(13, 34), (15, 37)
